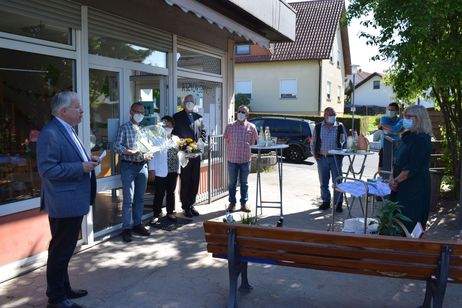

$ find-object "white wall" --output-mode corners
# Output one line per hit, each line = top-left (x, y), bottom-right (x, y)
(354, 75), (395, 107)
(235, 60), (320, 114)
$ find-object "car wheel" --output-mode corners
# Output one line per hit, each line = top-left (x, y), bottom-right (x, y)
(285, 145), (303, 163)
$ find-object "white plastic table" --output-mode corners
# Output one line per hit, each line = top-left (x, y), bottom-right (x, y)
(250, 144), (289, 219)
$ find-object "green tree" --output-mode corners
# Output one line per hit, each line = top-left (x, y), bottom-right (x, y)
(347, 0), (462, 196)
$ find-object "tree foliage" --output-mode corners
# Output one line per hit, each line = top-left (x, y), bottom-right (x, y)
(347, 0), (462, 196)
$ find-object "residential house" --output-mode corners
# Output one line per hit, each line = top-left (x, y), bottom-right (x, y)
(346, 70), (434, 113)
(0, 0), (295, 281)
(235, 0), (351, 116)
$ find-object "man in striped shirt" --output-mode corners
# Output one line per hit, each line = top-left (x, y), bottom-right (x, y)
(224, 105), (258, 212)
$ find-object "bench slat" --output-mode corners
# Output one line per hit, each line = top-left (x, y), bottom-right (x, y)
(204, 221), (462, 255)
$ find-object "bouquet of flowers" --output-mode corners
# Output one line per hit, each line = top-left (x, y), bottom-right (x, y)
(177, 138), (202, 167)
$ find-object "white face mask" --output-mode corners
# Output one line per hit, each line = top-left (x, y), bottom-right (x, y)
(133, 113), (144, 123)
(237, 112), (246, 122)
(185, 101), (195, 111)
(327, 115), (336, 124)
(163, 127), (173, 135)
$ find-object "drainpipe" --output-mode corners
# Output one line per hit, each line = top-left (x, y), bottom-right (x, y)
(318, 60), (322, 114)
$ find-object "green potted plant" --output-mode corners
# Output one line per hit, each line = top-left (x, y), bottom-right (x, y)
(377, 200), (412, 237)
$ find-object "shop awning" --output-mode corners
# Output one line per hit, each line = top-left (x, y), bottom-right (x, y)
(164, 0), (273, 47)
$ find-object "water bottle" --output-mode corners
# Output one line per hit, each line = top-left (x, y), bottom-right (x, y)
(258, 127), (265, 146)
(264, 126), (271, 146)
(276, 216), (284, 227)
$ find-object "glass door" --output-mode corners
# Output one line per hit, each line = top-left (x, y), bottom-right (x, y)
(89, 68), (123, 234)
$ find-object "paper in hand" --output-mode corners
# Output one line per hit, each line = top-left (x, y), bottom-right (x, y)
(98, 150), (107, 162)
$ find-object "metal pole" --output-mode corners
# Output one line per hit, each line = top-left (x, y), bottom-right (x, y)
(352, 73), (356, 133)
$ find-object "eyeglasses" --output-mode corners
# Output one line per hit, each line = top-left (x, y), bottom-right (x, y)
(237, 111), (246, 114)
(404, 114), (416, 119)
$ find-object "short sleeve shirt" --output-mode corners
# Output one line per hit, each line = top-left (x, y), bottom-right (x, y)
(224, 121), (258, 163)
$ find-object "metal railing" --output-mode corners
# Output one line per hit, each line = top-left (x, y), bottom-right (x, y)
(196, 134), (228, 204)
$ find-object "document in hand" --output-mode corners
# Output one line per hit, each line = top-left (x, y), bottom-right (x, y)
(411, 222), (424, 238)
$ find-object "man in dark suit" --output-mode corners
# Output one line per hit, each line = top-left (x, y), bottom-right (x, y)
(172, 94), (206, 218)
(37, 91), (98, 308)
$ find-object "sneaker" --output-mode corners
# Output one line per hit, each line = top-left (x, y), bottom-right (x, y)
(227, 203), (236, 212)
(240, 203), (251, 213)
(335, 202), (343, 213)
(167, 214), (177, 222)
(150, 217), (159, 225)
(319, 202), (330, 210)
(132, 224), (150, 236)
(122, 229), (132, 242)
(190, 206), (200, 216)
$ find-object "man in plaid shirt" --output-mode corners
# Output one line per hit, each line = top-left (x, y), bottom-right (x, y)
(224, 105), (258, 212)
(114, 102), (152, 242)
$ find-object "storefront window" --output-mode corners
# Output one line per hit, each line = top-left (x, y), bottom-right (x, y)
(89, 69), (120, 178)
(88, 35), (167, 68)
(0, 48), (75, 205)
(177, 48), (221, 75)
(177, 78), (222, 135)
(0, 11), (73, 45)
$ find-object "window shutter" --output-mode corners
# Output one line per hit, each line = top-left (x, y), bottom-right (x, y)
(0, 0), (81, 30)
(88, 8), (172, 52)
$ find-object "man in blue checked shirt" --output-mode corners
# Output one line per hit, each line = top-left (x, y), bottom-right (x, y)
(114, 102), (153, 243)
(311, 107), (346, 213)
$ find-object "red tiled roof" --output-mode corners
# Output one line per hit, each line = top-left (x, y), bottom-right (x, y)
(235, 0), (345, 62)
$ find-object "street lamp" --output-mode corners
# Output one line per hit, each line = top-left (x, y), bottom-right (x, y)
(351, 64), (360, 134)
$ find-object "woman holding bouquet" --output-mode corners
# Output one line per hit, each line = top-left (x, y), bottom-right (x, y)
(148, 116), (180, 222)
(388, 105), (432, 231)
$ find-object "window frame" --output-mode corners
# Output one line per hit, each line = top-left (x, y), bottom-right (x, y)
(279, 79), (297, 99)
(373, 80), (380, 89)
(236, 80), (253, 99)
(235, 44), (250, 55)
(326, 81), (332, 101)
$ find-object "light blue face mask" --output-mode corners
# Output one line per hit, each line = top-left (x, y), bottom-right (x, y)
(387, 111), (396, 117)
(327, 115), (336, 124)
(403, 118), (413, 129)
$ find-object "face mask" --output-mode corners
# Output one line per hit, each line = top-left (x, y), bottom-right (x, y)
(133, 113), (144, 123)
(237, 113), (246, 121)
(185, 101), (195, 111)
(327, 115), (336, 124)
(403, 118), (413, 129)
(163, 127), (173, 135)
(387, 111), (396, 117)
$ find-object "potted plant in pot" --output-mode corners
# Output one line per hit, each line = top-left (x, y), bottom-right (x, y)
(377, 200), (412, 237)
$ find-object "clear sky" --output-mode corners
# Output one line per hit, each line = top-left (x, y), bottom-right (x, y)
(345, 1), (390, 74)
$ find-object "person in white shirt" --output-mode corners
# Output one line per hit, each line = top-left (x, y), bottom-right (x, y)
(148, 116), (180, 222)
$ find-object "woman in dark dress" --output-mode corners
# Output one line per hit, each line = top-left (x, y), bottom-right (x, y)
(389, 105), (433, 231)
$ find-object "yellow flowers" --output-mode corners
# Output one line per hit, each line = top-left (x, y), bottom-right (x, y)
(177, 138), (201, 153)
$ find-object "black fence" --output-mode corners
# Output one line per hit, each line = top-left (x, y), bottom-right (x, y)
(196, 134), (229, 204)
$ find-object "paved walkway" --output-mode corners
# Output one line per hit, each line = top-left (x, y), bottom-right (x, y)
(1, 153), (461, 307)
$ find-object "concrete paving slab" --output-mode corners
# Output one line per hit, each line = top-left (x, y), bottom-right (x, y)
(1, 153), (461, 308)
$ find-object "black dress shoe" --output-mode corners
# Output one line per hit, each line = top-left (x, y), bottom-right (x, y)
(122, 229), (132, 242)
(319, 202), (330, 210)
(47, 299), (83, 308)
(66, 289), (88, 299)
(132, 224), (150, 236)
(183, 209), (193, 218)
(190, 206), (200, 216)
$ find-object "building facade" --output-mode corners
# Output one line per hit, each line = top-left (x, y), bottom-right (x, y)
(235, 0), (351, 115)
(0, 0), (295, 281)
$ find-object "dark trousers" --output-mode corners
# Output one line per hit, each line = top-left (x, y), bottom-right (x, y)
(153, 172), (178, 215)
(46, 216), (83, 304)
(180, 156), (201, 209)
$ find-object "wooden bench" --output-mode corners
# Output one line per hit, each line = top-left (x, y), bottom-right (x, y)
(203, 220), (462, 308)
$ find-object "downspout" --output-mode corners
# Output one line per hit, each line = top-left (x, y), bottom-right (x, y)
(318, 60), (322, 114)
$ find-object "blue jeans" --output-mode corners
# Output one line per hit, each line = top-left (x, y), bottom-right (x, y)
(121, 161), (148, 229)
(228, 161), (250, 204)
(317, 157), (343, 204)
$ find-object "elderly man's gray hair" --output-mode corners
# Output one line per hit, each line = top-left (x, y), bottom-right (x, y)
(51, 91), (79, 117)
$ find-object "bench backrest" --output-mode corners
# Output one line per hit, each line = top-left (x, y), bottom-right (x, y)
(203, 221), (462, 282)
